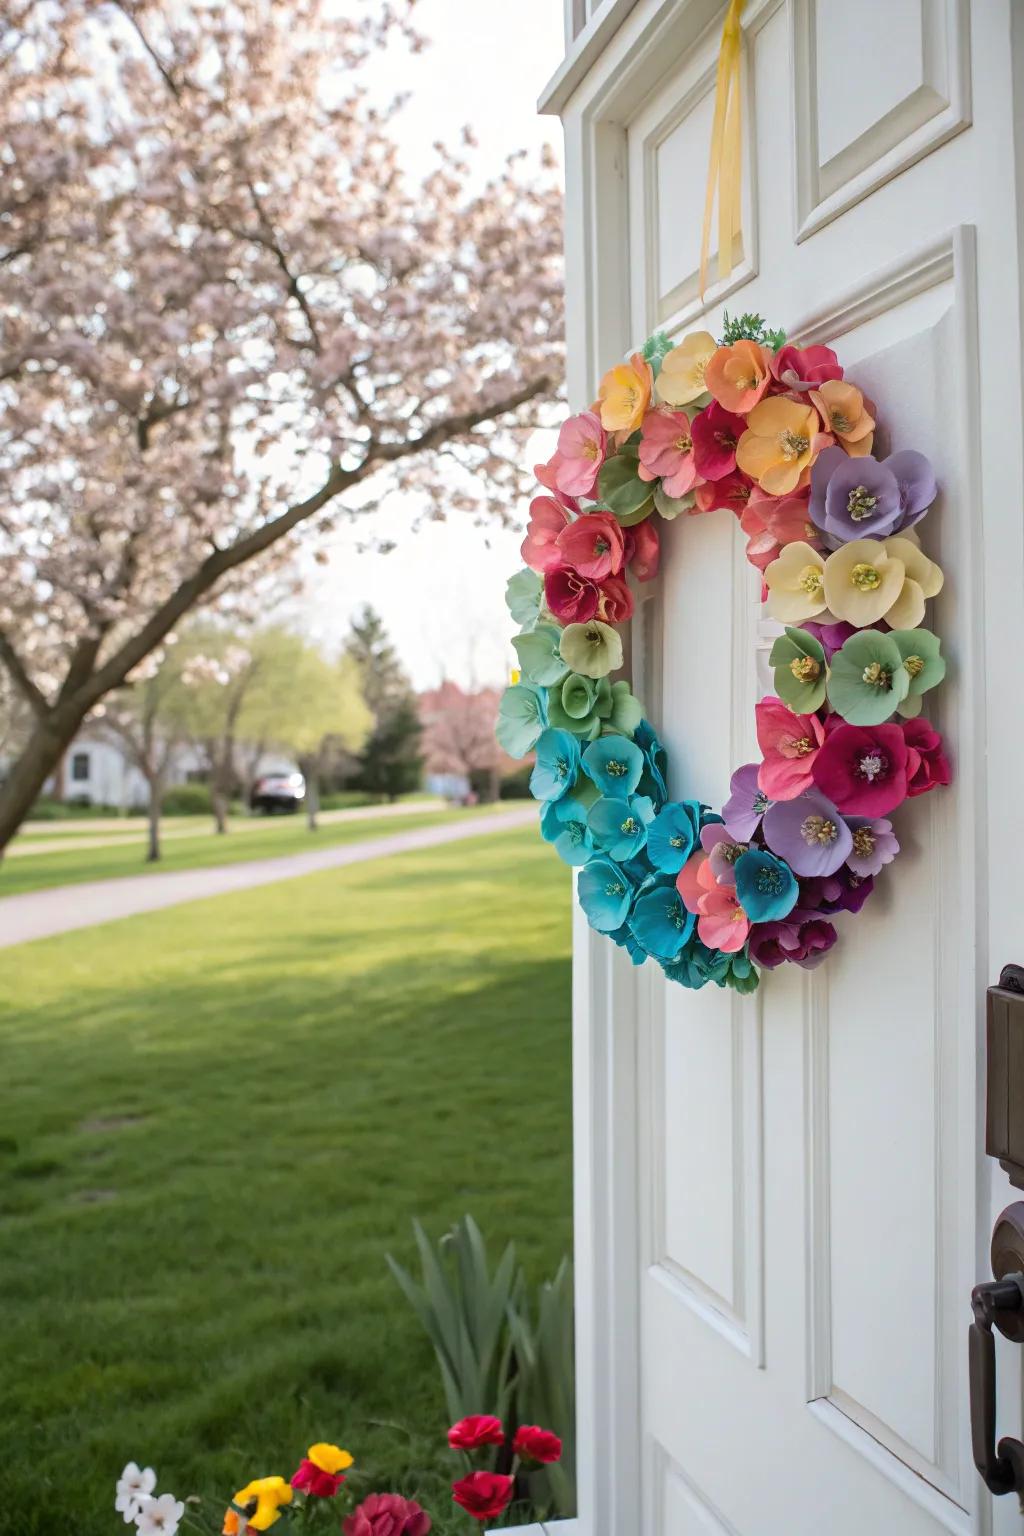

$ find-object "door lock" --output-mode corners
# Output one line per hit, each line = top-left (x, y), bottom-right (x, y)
(969, 1203), (1024, 1503)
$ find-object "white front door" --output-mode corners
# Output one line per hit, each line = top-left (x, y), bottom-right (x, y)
(544, 3), (1024, 1533)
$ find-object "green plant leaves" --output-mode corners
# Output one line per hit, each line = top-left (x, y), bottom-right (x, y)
(596, 446), (655, 526)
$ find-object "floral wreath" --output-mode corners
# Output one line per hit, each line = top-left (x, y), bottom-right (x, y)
(497, 316), (951, 994)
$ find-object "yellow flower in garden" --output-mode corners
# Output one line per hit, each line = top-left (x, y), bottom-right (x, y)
(764, 541), (829, 623)
(736, 397), (822, 495)
(809, 380), (874, 457)
(881, 535), (944, 629)
(307, 1443), (354, 1475)
(597, 352), (652, 433)
(823, 539), (906, 626)
(232, 1476), (293, 1531)
(655, 330), (717, 406)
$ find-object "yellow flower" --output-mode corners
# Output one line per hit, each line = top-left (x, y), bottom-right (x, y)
(736, 397), (822, 495)
(881, 536), (944, 629)
(764, 541), (829, 623)
(232, 1477), (293, 1532)
(655, 330), (717, 406)
(596, 352), (651, 433)
(307, 1443), (354, 1475)
(823, 539), (905, 626)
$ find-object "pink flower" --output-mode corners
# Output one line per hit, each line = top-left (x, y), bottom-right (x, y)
(769, 344), (843, 392)
(533, 458), (581, 511)
(693, 470), (753, 517)
(902, 719), (951, 797)
(555, 511), (625, 580)
(626, 517), (660, 582)
(448, 1415), (505, 1451)
(755, 697), (825, 800)
(699, 822), (747, 885)
(291, 1459), (345, 1498)
(739, 490), (818, 572)
(811, 722), (909, 816)
(637, 407), (702, 498)
(554, 411), (606, 497)
(544, 563), (600, 623)
(697, 885), (751, 952)
(521, 496), (570, 573)
(691, 401), (747, 481)
(512, 1425), (562, 1464)
(342, 1493), (431, 1536)
(597, 573), (634, 624)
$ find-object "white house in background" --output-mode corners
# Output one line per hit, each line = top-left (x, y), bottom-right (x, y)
(39, 731), (300, 810)
(538, 4), (1024, 1536)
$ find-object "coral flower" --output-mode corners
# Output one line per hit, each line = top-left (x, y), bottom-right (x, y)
(521, 495), (570, 573)
(740, 490), (819, 572)
(656, 330), (718, 405)
(291, 1443), (353, 1499)
(627, 517), (660, 581)
(544, 563), (601, 624)
(597, 573), (634, 623)
(597, 351), (652, 433)
(693, 470), (753, 516)
(554, 411), (606, 497)
(822, 538), (905, 626)
(704, 339), (771, 414)
(452, 1471), (515, 1523)
(736, 397), (826, 495)
(764, 541), (829, 623)
(809, 380), (874, 457)
(770, 342), (843, 392)
(811, 722), (909, 816)
(691, 401), (747, 481)
(755, 697), (826, 799)
(638, 407), (702, 497)
(448, 1415), (505, 1450)
(232, 1478), (293, 1532)
(556, 511), (625, 580)
(697, 884), (751, 953)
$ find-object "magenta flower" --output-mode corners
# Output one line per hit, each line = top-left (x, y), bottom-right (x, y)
(845, 816), (899, 877)
(554, 411), (606, 498)
(769, 343), (843, 392)
(544, 563), (601, 624)
(691, 401), (747, 482)
(556, 511), (625, 580)
(521, 495), (570, 573)
(762, 788), (852, 876)
(637, 408), (702, 498)
(748, 915), (838, 969)
(811, 721), (909, 816)
(755, 696), (825, 800)
(799, 870), (874, 915)
(902, 718), (951, 797)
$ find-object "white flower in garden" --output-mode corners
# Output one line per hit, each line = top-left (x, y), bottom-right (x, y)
(115, 1463), (156, 1524)
(134, 1492), (185, 1536)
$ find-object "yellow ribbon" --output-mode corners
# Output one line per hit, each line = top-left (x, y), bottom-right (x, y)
(699, 0), (746, 300)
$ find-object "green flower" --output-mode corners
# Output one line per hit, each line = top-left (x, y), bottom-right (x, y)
(559, 619), (623, 679)
(826, 630), (910, 725)
(606, 679), (643, 736)
(547, 673), (611, 740)
(513, 623), (569, 686)
(495, 682), (548, 758)
(505, 568), (543, 629)
(889, 628), (946, 718)
(769, 626), (827, 712)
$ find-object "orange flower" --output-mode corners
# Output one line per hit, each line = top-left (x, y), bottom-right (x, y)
(223, 1513), (241, 1536)
(736, 397), (825, 496)
(596, 352), (652, 434)
(809, 380), (874, 457)
(704, 339), (771, 415)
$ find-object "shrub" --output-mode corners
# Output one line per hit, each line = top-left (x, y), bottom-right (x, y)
(161, 783), (212, 816)
(499, 766), (534, 800)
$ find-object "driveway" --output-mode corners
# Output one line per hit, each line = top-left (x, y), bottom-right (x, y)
(0, 806), (535, 949)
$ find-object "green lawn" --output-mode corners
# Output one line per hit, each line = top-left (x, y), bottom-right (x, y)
(0, 804), (518, 898)
(0, 825), (571, 1536)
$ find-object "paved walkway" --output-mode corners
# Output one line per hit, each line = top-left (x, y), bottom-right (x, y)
(0, 806), (535, 950)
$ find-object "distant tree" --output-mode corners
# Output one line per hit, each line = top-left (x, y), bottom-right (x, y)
(271, 650), (371, 829)
(97, 647), (190, 861)
(358, 698), (424, 803)
(177, 635), (257, 834)
(420, 680), (503, 802)
(344, 607), (412, 722)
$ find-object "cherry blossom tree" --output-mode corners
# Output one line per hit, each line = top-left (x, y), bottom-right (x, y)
(0, 0), (563, 853)
(419, 679), (507, 801)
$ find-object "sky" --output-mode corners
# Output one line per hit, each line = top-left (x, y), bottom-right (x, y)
(287, 0), (566, 691)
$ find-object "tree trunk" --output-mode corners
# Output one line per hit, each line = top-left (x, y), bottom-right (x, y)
(0, 703), (87, 856)
(145, 773), (163, 862)
(211, 784), (229, 834)
(304, 762), (320, 831)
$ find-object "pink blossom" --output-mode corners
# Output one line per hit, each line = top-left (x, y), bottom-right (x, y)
(555, 511), (624, 580)
(637, 408), (702, 498)
(755, 697), (825, 800)
(554, 411), (606, 497)
(769, 344), (843, 392)
(545, 564), (601, 624)
(697, 886), (751, 952)
(597, 574), (634, 624)
(691, 402), (747, 481)
(626, 518), (660, 582)
(522, 496), (571, 573)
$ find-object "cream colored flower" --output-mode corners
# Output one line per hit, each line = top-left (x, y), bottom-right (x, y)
(881, 536), (944, 629)
(823, 538), (905, 626)
(764, 541), (829, 623)
(656, 331), (717, 406)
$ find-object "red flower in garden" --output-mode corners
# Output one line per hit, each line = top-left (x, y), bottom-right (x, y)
(451, 1471), (514, 1523)
(902, 718), (951, 797)
(512, 1425), (562, 1464)
(291, 1459), (345, 1498)
(447, 1415), (505, 1451)
(342, 1492), (431, 1536)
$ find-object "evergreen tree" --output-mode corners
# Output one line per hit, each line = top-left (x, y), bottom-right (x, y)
(358, 697), (424, 802)
(344, 606), (411, 721)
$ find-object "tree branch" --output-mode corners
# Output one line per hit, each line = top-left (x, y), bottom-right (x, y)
(109, 1), (183, 100)
(0, 628), (48, 717)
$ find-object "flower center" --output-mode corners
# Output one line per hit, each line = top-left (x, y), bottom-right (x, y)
(566, 821), (584, 844)
(904, 654), (925, 678)
(605, 880), (625, 897)
(850, 561), (881, 591)
(801, 813), (838, 847)
(852, 826), (876, 857)
(669, 898), (687, 930)
(789, 655), (821, 682)
(594, 537), (610, 555)
(798, 563), (823, 595)
(846, 485), (877, 520)
(831, 410), (853, 433)
(605, 758), (627, 777)
(585, 625), (603, 647)
(674, 433), (693, 454)
(783, 733), (814, 758)
(857, 751), (888, 781)
(715, 429), (737, 450)
(582, 439), (600, 461)
(779, 429), (810, 459)
(621, 816), (638, 835)
(719, 840), (746, 864)
(804, 522), (817, 540)
(756, 865), (785, 894)
(669, 833), (685, 848)
(555, 756), (568, 777)
(861, 661), (892, 690)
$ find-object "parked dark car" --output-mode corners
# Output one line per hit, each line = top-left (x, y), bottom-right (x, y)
(250, 771), (305, 814)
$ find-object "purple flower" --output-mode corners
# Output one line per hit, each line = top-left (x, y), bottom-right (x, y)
(699, 821), (747, 886)
(801, 619), (857, 661)
(762, 788), (852, 876)
(809, 447), (936, 546)
(798, 870), (875, 914)
(845, 816), (899, 877)
(747, 916), (838, 970)
(722, 763), (770, 841)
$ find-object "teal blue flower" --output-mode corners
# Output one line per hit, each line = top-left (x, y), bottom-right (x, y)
(634, 719), (668, 806)
(541, 796), (594, 866)
(660, 935), (731, 990)
(610, 922), (649, 966)
(723, 950), (760, 994)
(587, 794), (654, 860)
(505, 568), (543, 629)
(495, 682), (548, 758)
(578, 858), (635, 932)
(734, 849), (798, 922)
(582, 735), (644, 797)
(629, 881), (695, 961)
(530, 728), (581, 802)
(513, 623), (569, 687)
(647, 800), (701, 873)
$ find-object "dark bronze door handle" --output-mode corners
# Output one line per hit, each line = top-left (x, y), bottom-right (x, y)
(969, 1274), (1024, 1497)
